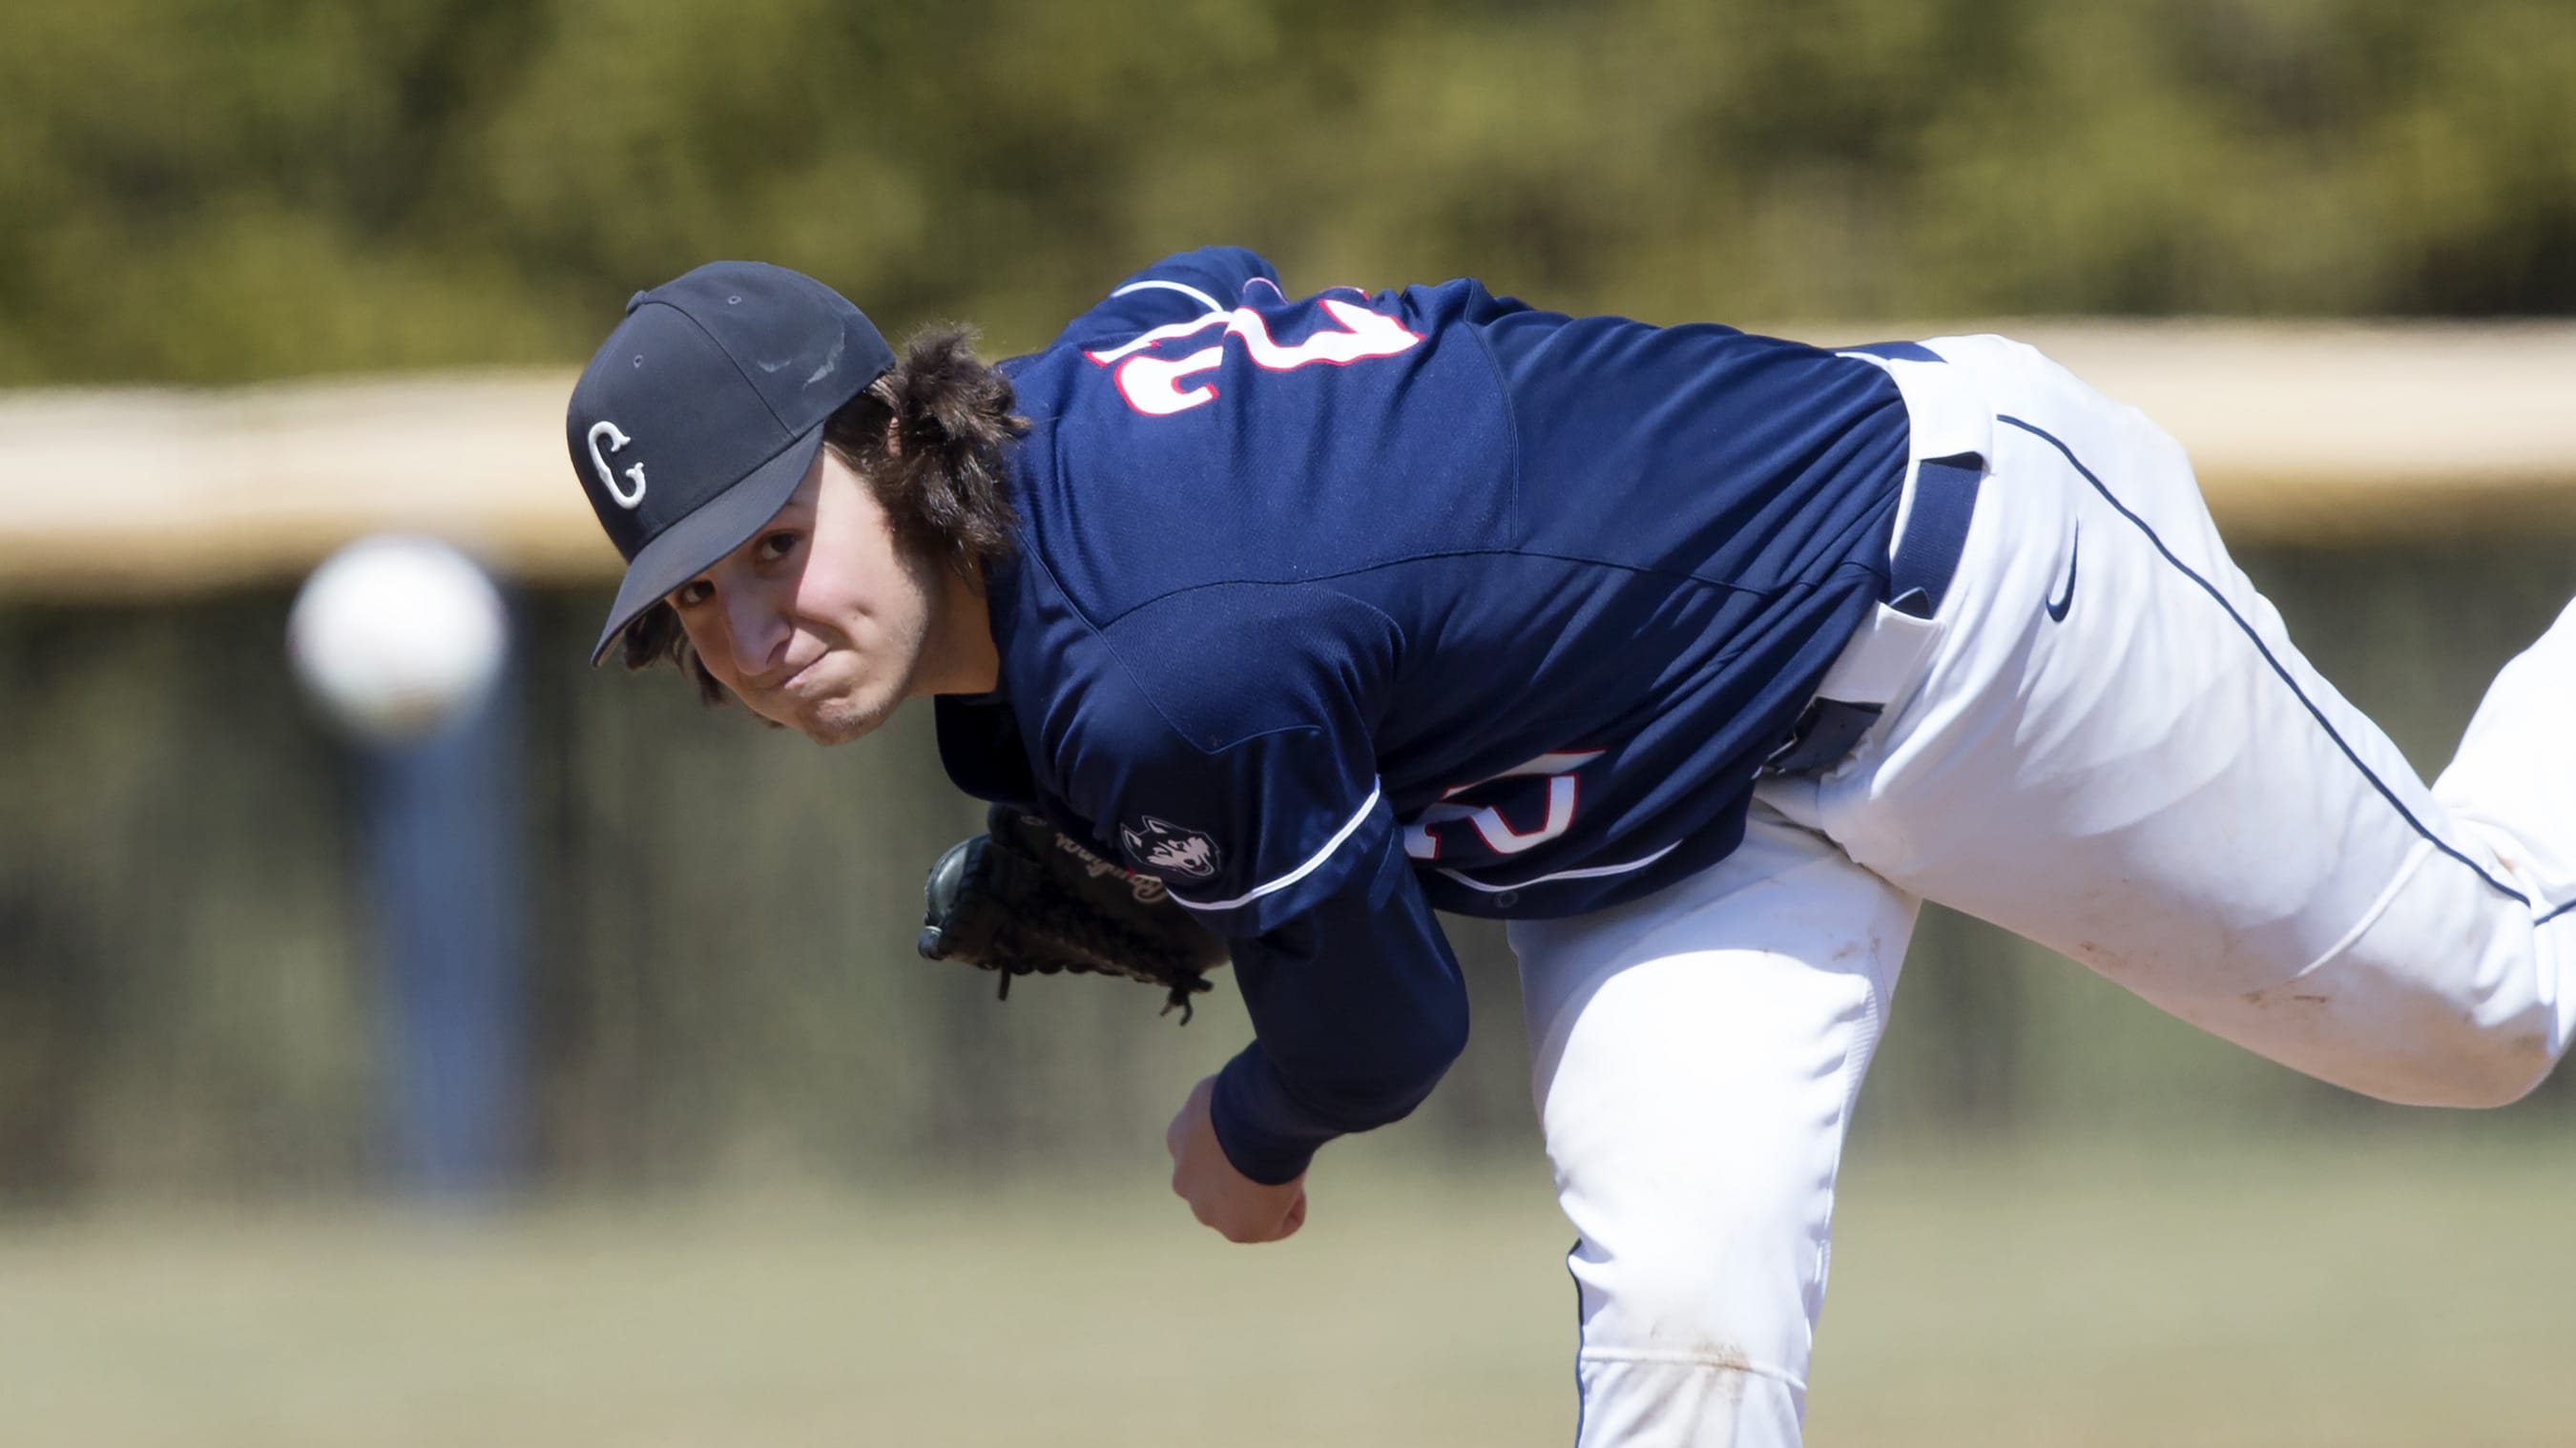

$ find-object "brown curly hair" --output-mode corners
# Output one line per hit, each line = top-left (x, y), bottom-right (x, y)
(616, 325), (1025, 704)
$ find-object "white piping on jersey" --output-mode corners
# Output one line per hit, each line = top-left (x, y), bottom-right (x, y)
(1434, 839), (1683, 894)
(1084, 308), (1234, 364)
(1169, 781), (1383, 915)
(1108, 277), (1227, 315)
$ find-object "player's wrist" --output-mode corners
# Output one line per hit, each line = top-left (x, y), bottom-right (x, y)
(1211, 1055), (1328, 1186)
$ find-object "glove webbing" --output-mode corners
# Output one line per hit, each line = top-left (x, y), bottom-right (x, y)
(917, 831), (1216, 1023)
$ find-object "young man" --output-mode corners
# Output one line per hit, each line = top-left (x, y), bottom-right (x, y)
(565, 251), (2574, 1447)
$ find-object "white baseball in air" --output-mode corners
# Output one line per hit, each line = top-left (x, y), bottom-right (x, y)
(288, 535), (509, 743)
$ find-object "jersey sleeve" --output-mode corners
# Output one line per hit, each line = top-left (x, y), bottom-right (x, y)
(1063, 702), (1467, 1185)
(1052, 590), (1387, 938)
(1048, 593), (1467, 1182)
(1056, 693), (1381, 938)
(1211, 821), (1469, 1184)
(1045, 246), (1282, 353)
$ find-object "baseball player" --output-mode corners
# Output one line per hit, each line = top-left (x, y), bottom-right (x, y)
(564, 250), (2575, 1446)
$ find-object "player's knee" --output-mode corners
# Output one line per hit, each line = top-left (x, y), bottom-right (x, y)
(2431, 1030), (2559, 1108)
(1577, 1239), (1800, 1366)
(2383, 1023), (2562, 1109)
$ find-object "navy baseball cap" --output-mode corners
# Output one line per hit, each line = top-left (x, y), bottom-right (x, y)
(566, 260), (896, 663)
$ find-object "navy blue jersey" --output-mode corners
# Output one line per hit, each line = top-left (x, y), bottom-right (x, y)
(936, 247), (1910, 1181)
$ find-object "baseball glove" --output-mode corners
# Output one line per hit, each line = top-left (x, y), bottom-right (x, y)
(918, 807), (1226, 1023)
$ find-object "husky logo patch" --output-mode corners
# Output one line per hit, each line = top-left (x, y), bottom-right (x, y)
(1119, 816), (1221, 881)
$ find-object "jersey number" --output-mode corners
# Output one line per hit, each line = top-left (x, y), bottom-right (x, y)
(1402, 752), (1605, 861)
(1086, 298), (1423, 417)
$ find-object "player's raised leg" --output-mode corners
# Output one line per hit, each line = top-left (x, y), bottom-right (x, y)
(1510, 804), (1921, 1448)
(1805, 336), (2573, 1106)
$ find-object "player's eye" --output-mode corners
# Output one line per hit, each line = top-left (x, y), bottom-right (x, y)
(756, 530), (802, 565)
(672, 578), (715, 610)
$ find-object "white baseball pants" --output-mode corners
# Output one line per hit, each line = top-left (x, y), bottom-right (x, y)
(1508, 334), (2576, 1446)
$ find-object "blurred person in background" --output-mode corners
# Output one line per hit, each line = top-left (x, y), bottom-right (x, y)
(564, 249), (2575, 1448)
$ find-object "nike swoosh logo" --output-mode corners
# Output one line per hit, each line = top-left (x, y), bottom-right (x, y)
(2045, 526), (2080, 622)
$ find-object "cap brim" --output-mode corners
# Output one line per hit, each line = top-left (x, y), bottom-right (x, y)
(588, 424), (828, 665)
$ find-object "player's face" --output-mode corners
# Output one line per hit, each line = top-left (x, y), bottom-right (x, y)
(666, 447), (945, 744)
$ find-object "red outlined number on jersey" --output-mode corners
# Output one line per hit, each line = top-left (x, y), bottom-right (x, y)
(1084, 297), (1424, 417)
(1402, 751), (1606, 862)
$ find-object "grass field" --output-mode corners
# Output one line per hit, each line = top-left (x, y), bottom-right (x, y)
(1, 1135), (2569, 1447)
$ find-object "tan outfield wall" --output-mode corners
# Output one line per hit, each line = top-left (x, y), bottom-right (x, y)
(3, 321), (2574, 598)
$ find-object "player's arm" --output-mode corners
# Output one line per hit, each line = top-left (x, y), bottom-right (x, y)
(1044, 245), (1283, 351)
(1162, 837), (1465, 1243)
(1055, 610), (1462, 1235)
(1147, 795), (1468, 1244)
(1205, 820), (1468, 1184)
(1106, 763), (1470, 1237)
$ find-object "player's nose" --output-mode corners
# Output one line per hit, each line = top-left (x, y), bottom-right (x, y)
(719, 587), (795, 683)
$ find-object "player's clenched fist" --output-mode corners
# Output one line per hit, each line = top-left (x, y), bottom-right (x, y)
(1165, 1074), (1307, 1244)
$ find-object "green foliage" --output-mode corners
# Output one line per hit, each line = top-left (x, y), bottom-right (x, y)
(3, 0), (2574, 385)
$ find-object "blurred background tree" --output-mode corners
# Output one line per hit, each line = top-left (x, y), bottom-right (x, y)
(2, 0), (2573, 1203)
(4, 0), (2574, 391)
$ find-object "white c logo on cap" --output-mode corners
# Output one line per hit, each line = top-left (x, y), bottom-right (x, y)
(587, 421), (648, 509)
